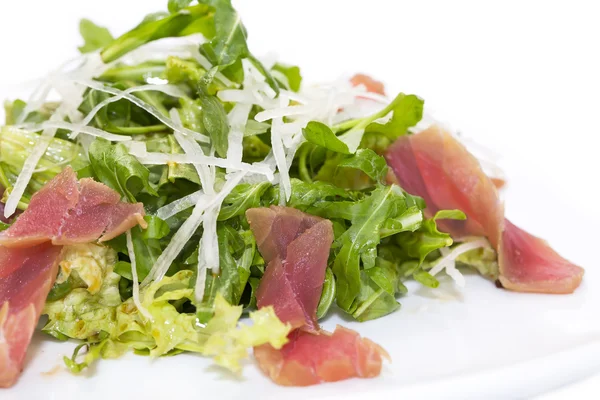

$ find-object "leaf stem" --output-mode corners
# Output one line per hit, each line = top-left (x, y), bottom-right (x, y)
(331, 94), (404, 133)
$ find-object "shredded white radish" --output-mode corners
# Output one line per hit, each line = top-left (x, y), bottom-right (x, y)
(194, 205), (218, 303)
(141, 201), (206, 287)
(126, 230), (152, 320)
(73, 79), (210, 143)
(4, 104), (70, 218)
(156, 190), (206, 220)
(429, 238), (492, 287)
(254, 104), (314, 122)
(170, 108), (215, 195)
(17, 121), (131, 142)
(143, 171), (246, 286)
(132, 152), (274, 179)
(270, 116), (291, 203)
(68, 84), (188, 140)
(194, 237), (209, 303)
(226, 102), (252, 165)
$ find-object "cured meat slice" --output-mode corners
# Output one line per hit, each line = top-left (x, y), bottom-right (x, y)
(385, 125), (584, 293)
(0, 243), (63, 388)
(254, 326), (389, 386)
(247, 207), (333, 331)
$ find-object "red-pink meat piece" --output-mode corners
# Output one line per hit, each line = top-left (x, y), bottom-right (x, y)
(254, 325), (389, 386)
(499, 219), (583, 294)
(0, 243), (63, 388)
(0, 168), (147, 247)
(247, 206), (333, 332)
(0, 168), (79, 247)
(385, 125), (584, 294)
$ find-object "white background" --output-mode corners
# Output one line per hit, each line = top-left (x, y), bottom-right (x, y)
(0, 1), (598, 398)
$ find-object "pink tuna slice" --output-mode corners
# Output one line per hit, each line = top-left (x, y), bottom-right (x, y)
(0, 167), (79, 248)
(54, 178), (146, 244)
(385, 125), (584, 294)
(499, 219), (584, 294)
(247, 207), (390, 386)
(0, 167), (148, 387)
(254, 325), (389, 386)
(0, 243), (63, 388)
(0, 168), (147, 247)
(247, 206), (333, 332)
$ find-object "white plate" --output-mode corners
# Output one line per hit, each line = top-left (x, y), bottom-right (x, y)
(1, 1), (599, 398)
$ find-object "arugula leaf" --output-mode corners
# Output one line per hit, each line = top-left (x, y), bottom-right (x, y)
(303, 121), (351, 154)
(395, 217), (453, 264)
(365, 94), (424, 138)
(286, 179), (352, 211)
(199, 0), (248, 66)
(78, 19), (114, 54)
(88, 138), (157, 202)
(168, 0), (194, 13)
(272, 63), (302, 92)
(352, 270), (400, 322)
(380, 206), (423, 238)
(219, 182), (271, 221)
(332, 185), (404, 311)
(334, 92), (424, 153)
(196, 224), (253, 322)
(413, 269), (439, 288)
(316, 268), (336, 319)
(337, 148), (388, 184)
(198, 71), (230, 157)
(199, 0), (279, 92)
(140, 216), (170, 240)
(101, 4), (214, 63)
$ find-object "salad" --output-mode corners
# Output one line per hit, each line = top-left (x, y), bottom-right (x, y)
(0, 0), (584, 388)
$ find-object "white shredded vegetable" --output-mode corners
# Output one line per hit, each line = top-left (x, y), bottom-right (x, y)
(226, 102), (252, 165)
(143, 171), (246, 286)
(17, 121), (131, 142)
(69, 84), (188, 140)
(132, 152), (274, 179)
(4, 105), (69, 218)
(73, 79), (210, 143)
(429, 238), (492, 287)
(156, 190), (206, 221)
(169, 108), (215, 195)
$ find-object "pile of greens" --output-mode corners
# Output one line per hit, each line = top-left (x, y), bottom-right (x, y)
(0, 0), (497, 372)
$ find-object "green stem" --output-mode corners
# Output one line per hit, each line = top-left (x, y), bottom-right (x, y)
(0, 164), (10, 189)
(332, 95), (402, 133)
(298, 143), (313, 183)
(123, 81), (170, 117)
(107, 125), (167, 135)
(99, 63), (166, 83)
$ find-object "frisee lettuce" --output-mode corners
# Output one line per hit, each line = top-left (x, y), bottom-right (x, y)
(47, 268), (290, 374)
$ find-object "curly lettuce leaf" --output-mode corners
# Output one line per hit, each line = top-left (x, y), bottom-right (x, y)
(49, 268), (290, 375)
